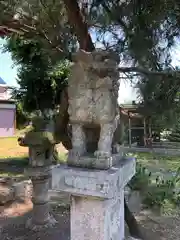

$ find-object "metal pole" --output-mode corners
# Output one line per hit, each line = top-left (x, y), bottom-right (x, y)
(128, 112), (131, 148)
(143, 117), (146, 136)
(143, 117), (146, 146)
(149, 117), (152, 137)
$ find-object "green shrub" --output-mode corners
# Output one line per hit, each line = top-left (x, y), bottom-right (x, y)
(167, 121), (180, 142)
(128, 163), (152, 191)
(143, 169), (180, 211)
(16, 102), (29, 129)
(128, 163), (180, 212)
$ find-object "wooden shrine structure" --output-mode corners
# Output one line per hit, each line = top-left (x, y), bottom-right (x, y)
(119, 103), (156, 147)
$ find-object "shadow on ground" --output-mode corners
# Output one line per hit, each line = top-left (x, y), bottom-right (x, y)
(0, 200), (70, 240)
(0, 157), (29, 178)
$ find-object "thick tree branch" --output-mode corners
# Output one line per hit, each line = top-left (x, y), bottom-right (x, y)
(118, 66), (180, 77)
(0, 20), (64, 52)
(1, 0), (94, 52)
(62, 0), (95, 51)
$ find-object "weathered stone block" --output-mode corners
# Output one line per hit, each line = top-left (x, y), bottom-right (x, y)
(52, 156), (136, 240)
(71, 191), (124, 240)
(0, 185), (14, 204)
(52, 157), (135, 199)
(126, 237), (142, 240)
(0, 177), (14, 186)
(127, 190), (142, 214)
(13, 180), (32, 200)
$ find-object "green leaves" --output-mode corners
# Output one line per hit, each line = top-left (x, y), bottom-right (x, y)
(128, 162), (180, 212)
(144, 172), (180, 212)
(128, 163), (152, 191)
(1, 0), (180, 66)
(2, 0), (180, 123)
(4, 35), (70, 113)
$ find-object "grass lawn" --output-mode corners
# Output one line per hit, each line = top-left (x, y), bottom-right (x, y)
(130, 152), (180, 214)
(132, 152), (180, 173)
(0, 136), (68, 178)
(0, 136), (28, 159)
(0, 137), (28, 179)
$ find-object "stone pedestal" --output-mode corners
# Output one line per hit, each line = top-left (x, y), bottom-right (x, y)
(25, 166), (57, 231)
(52, 157), (136, 240)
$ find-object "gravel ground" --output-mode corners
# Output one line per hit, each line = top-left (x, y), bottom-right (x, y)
(134, 209), (180, 240)
(0, 200), (180, 240)
(0, 200), (70, 240)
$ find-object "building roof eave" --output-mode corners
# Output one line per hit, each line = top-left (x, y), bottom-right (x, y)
(0, 99), (15, 104)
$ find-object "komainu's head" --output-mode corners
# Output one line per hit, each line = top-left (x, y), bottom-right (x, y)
(72, 49), (120, 77)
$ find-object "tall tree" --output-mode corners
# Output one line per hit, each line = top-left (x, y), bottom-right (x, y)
(2, 0), (180, 238)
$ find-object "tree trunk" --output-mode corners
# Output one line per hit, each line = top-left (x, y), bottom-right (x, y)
(63, 0), (95, 51)
(62, 1), (143, 238)
(124, 199), (144, 239)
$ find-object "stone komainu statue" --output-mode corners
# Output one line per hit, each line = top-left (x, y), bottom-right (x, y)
(67, 49), (121, 164)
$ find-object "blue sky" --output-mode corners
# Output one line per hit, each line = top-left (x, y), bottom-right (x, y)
(0, 39), (18, 86)
(1, 37), (180, 103)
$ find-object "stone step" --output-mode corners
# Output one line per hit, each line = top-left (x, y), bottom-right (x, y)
(13, 180), (32, 200)
(126, 238), (142, 240)
(48, 190), (70, 199)
(0, 177), (15, 204)
(0, 177), (14, 185)
(0, 185), (14, 204)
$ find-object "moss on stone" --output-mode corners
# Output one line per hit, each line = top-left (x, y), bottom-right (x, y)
(23, 131), (56, 147)
(32, 116), (49, 131)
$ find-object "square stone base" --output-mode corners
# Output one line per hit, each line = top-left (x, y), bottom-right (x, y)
(71, 191), (124, 240)
(52, 157), (136, 240)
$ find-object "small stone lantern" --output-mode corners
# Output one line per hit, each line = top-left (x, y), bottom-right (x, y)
(18, 116), (57, 231)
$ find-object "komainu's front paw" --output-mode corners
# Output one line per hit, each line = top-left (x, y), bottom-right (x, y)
(94, 150), (111, 159)
(68, 147), (85, 160)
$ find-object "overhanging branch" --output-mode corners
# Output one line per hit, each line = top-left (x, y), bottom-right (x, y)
(0, 20), (64, 52)
(118, 66), (180, 77)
